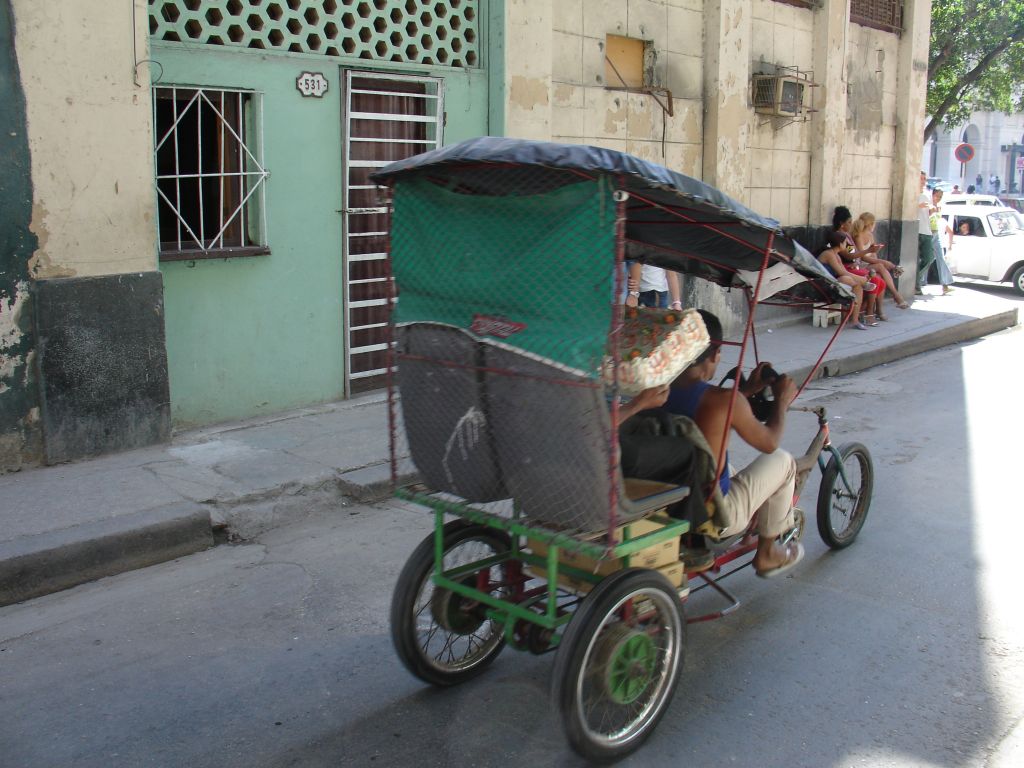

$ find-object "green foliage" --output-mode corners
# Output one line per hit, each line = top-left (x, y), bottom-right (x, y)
(926, 0), (1024, 140)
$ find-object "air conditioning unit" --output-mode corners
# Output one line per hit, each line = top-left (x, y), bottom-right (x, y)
(752, 75), (806, 117)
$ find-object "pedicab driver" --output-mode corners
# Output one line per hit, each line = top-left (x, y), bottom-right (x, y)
(619, 310), (804, 578)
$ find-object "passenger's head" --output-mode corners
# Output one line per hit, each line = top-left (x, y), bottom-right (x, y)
(825, 231), (847, 251)
(959, 221), (971, 235)
(832, 206), (853, 231)
(850, 212), (875, 238)
(693, 309), (723, 366)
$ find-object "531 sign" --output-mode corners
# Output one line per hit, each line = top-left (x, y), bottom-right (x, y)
(296, 72), (328, 98)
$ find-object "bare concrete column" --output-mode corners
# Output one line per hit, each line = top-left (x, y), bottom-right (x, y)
(892, 0), (931, 293)
(502, 0), (553, 140)
(808, 0), (850, 227)
(701, 0), (751, 199)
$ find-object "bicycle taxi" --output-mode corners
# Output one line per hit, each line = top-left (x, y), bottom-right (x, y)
(370, 138), (873, 762)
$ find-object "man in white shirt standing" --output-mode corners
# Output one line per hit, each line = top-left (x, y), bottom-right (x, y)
(916, 171), (937, 296)
(625, 264), (682, 310)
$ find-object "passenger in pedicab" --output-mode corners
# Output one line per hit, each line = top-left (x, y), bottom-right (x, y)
(617, 311), (805, 579)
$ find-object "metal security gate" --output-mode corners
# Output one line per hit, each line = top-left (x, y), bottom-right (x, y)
(342, 71), (444, 395)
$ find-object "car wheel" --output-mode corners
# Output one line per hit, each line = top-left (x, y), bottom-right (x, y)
(1012, 265), (1024, 296)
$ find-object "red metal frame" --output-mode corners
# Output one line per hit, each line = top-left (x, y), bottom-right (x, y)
(605, 186), (628, 548)
(382, 165), (855, 629)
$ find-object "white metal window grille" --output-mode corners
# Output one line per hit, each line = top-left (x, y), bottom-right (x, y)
(342, 71), (443, 393)
(153, 86), (269, 259)
(149, 0), (480, 68)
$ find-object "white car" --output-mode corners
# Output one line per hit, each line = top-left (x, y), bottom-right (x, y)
(940, 202), (1024, 295)
(941, 193), (1005, 207)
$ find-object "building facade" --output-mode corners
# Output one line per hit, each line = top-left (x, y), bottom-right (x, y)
(926, 110), (1024, 194)
(1, 0), (929, 472)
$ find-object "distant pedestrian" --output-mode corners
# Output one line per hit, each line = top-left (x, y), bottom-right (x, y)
(976, 173), (983, 189)
(929, 188), (955, 295)
(625, 264), (682, 310)
(994, 176), (1001, 194)
(917, 171), (937, 296)
(990, 173), (997, 193)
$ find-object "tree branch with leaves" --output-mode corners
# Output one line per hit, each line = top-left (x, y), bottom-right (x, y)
(925, 0), (1024, 144)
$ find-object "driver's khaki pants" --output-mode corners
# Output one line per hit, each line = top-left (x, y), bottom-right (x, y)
(716, 450), (797, 539)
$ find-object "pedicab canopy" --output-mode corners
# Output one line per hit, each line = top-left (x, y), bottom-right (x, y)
(371, 137), (849, 376)
(371, 138), (849, 532)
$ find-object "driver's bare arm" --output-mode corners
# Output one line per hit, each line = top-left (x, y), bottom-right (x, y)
(617, 384), (669, 424)
(727, 374), (797, 453)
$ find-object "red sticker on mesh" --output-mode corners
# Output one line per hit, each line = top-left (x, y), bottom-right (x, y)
(470, 314), (527, 338)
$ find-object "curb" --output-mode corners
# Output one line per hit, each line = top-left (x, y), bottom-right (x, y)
(0, 504), (213, 607)
(788, 308), (1019, 386)
(337, 459), (420, 503)
(1, 309), (1015, 607)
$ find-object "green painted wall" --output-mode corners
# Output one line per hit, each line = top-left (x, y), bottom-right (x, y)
(152, 44), (489, 427)
(0, 0), (41, 471)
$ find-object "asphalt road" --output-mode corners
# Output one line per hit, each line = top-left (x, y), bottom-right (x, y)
(2, 322), (1023, 768)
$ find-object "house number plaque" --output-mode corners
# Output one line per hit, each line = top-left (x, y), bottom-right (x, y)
(296, 72), (329, 98)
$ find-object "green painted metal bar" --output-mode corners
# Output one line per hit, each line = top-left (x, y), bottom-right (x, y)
(396, 487), (689, 558)
(395, 487), (606, 558)
(433, 508), (445, 579)
(546, 543), (559, 620)
(434, 574), (572, 630)
(515, 551), (605, 587)
(442, 552), (509, 579)
(612, 517), (690, 556)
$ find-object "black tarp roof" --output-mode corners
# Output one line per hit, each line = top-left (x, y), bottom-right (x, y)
(371, 137), (848, 301)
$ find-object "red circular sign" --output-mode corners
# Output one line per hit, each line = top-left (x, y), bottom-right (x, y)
(954, 143), (975, 163)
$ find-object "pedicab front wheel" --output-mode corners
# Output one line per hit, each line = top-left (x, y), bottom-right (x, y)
(390, 520), (511, 687)
(552, 568), (684, 763)
(816, 442), (873, 549)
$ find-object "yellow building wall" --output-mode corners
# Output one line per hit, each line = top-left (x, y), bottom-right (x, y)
(12, 0), (157, 279)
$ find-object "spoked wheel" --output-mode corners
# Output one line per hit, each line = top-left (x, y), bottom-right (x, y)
(390, 520), (511, 687)
(552, 569), (684, 763)
(816, 442), (873, 549)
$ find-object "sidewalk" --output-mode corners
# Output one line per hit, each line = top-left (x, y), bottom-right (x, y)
(0, 285), (1018, 606)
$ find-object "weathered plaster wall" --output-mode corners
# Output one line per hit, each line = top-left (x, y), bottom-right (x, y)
(12, 0), (156, 278)
(545, 0), (703, 175)
(747, 0), (814, 224)
(839, 24), (899, 221)
(504, 0), (553, 140)
(0, 0), (41, 472)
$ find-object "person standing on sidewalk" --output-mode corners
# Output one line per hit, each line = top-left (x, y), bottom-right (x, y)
(929, 188), (955, 295)
(916, 171), (937, 296)
(625, 264), (682, 311)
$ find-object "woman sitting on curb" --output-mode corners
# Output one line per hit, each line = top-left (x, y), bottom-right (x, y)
(830, 206), (890, 319)
(850, 211), (909, 311)
(818, 232), (877, 330)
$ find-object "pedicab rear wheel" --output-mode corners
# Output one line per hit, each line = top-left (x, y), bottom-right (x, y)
(816, 442), (873, 549)
(390, 520), (511, 687)
(552, 568), (684, 763)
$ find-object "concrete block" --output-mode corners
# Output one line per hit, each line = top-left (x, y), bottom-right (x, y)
(812, 304), (843, 328)
(337, 459), (420, 504)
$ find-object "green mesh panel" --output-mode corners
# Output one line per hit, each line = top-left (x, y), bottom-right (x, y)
(390, 176), (616, 375)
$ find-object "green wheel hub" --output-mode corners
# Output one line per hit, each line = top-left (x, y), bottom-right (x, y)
(602, 627), (656, 705)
